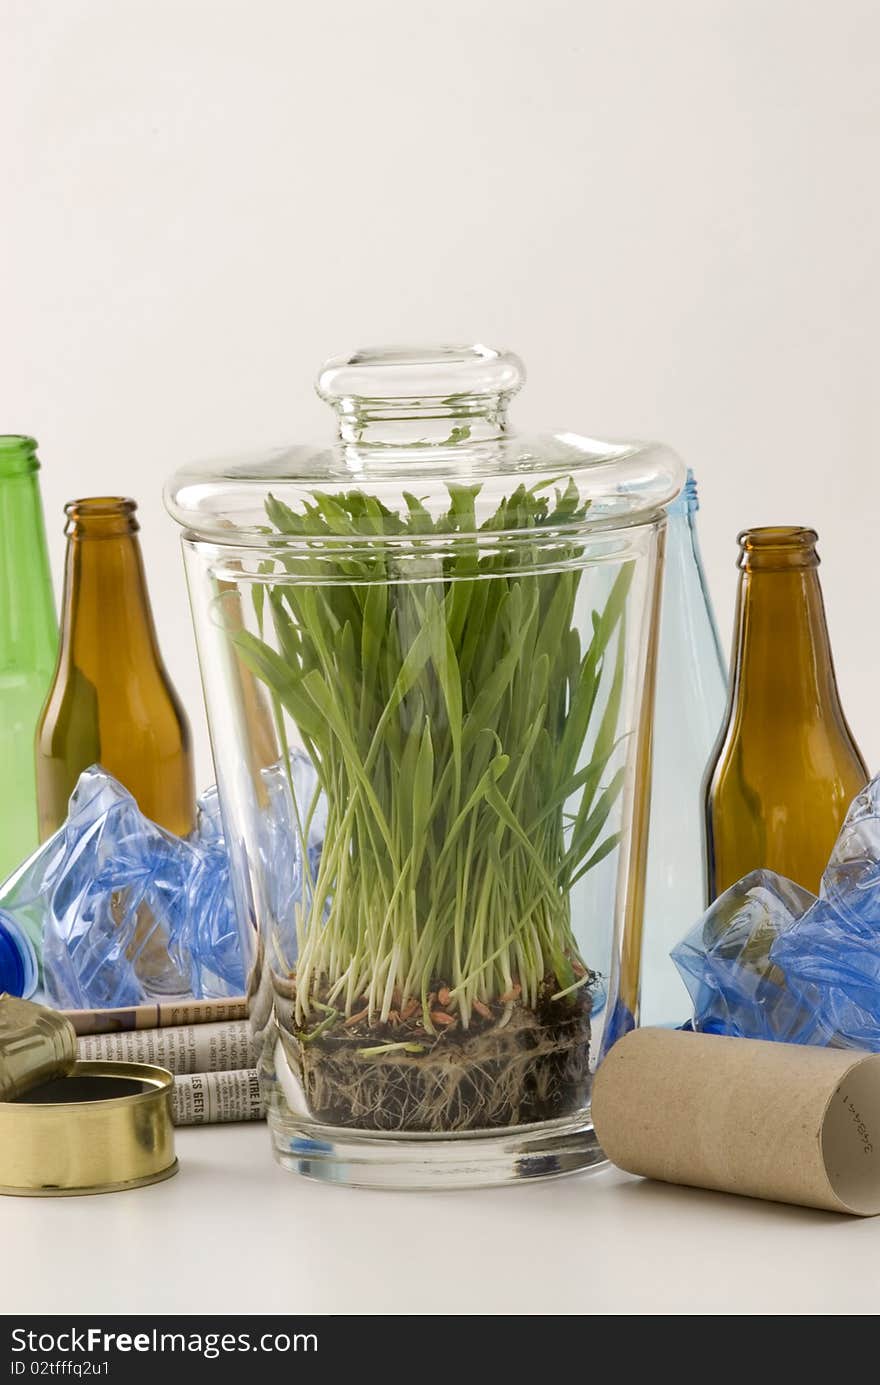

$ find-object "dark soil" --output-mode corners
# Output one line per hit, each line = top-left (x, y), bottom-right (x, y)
(284, 982), (593, 1133)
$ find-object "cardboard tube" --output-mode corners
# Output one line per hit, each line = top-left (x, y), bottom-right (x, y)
(592, 1027), (880, 1216)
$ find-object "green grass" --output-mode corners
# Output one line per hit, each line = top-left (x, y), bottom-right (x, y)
(230, 479), (631, 1035)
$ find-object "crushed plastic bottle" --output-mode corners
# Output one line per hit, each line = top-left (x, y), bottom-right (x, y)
(673, 775), (880, 1051)
(0, 755), (323, 1008)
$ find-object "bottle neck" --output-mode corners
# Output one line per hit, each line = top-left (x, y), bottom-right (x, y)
(730, 529), (839, 720)
(662, 473), (726, 675)
(666, 468), (698, 521)
(59, 499), (162, 667)
(0, 440), (56, 669)
(665, 481), (701, 572)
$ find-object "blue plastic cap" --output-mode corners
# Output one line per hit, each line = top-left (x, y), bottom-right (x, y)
(0, 911), (39, 999)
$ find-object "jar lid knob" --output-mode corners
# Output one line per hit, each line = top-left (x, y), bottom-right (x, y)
(315, 344), (525, 444)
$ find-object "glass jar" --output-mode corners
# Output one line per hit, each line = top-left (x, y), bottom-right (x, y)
(166, 345), (683, 1188)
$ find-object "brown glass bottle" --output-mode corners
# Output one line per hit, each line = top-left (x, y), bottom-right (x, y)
(704, 527), (868, 899)
(35, 498), (195, 838)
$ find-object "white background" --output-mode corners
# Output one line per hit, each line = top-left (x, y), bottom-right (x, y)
(4, 0), (880, 787)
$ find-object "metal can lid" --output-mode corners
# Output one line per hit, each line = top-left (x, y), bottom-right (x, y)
(0, 994), (77, 1101)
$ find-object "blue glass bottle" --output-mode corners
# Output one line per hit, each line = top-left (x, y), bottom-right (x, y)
(641, 470), (727, 1026)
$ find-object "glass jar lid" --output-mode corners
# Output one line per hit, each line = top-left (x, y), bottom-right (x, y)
(165, 345), (684, 542)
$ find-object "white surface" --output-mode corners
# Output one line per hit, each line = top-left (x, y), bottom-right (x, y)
(5, 0), (880, 783)
(3, 1121), (880, 1315)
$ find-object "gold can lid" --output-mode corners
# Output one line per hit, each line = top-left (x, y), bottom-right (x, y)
(0, 994), (77, 1101)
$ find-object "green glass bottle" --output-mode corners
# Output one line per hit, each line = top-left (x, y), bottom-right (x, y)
(0, 437), (58, 879)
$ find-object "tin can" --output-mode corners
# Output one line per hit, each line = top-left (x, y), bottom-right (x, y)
(0, 1060), (177, 1195)
(0, 995), (178, 1195)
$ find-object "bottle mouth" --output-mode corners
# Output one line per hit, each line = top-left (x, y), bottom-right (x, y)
(0, 435), (39, 478)
(65, 496), (139, 537)
(737, 526), (819, 570)
(0, 911), (39, 1000)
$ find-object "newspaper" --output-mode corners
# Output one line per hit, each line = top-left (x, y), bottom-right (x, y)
(76, 1019), (256, 1074)
(64, 996), (248, 1036)
(172, 1068), (265, 1126)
